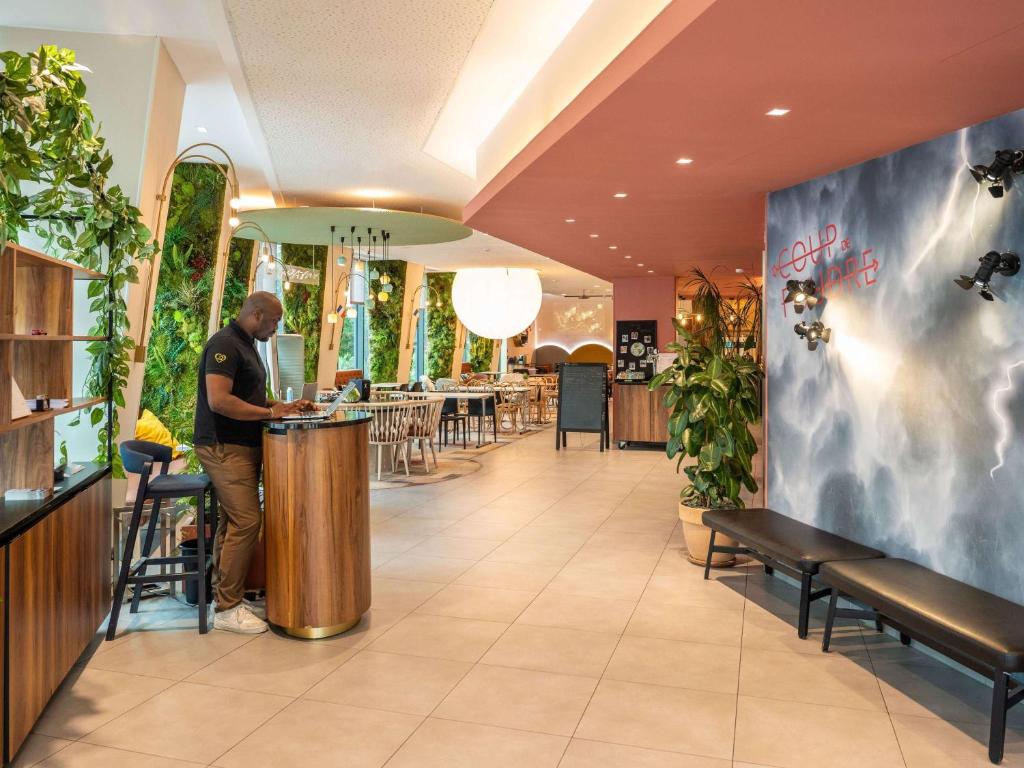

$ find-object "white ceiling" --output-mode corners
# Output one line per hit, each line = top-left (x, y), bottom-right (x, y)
(0, 0), (611, 294)
(224, 0), (492, 219)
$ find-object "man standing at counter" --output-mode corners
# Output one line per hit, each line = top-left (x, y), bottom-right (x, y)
(194, 291), (306, 633)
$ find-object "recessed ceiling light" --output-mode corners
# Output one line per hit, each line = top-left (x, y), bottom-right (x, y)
(647, 269), (654, 273)
(735, 267), (745, 273)
(675, 157), (693, 165)
(624, 255), (631, 259)
(564, 218), (575, 223)
(613, 192), (627, 198)
(608, 245), (617, 250)
(637, 263), (645, 267)
(196, 125), (207, 133)
(589, 233), (599, 238)
(766, 107), (790, 117)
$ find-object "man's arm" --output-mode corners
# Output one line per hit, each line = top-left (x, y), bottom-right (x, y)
(206, 374), (300, 419)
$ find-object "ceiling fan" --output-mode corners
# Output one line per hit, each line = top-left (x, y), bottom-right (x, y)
(560, 289), (612, 299)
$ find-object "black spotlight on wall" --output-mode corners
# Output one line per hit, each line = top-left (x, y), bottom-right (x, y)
(783, 279), (819, 313)
(969, 149), (1024, 198)
(794, 320), (831, 351)
(954, 250), (1020, 301)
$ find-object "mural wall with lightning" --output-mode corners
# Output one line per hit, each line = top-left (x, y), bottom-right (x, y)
(766, 108), (1024, 605)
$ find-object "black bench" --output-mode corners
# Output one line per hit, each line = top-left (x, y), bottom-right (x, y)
(820, 558), (1024, 764)
(702, 508), (884, 638)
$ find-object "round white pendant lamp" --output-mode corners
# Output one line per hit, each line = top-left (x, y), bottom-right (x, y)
(452, 268), (542, 339)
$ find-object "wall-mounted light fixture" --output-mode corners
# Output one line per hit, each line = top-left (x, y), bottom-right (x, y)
(954, 250), (1020, 301)
(783, 279), (819, 313)
(404, 283), (445, 349)
(794, 320), (830, 351)
(969, 148), (1024, 198)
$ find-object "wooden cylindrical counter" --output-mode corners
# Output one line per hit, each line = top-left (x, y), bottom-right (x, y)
(263, 411), (373, 639)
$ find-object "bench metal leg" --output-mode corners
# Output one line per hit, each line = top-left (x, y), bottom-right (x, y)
(703, 530), (717, 580)
(822, 589), (840, 652)
(764, 564), (774, 576)
(990, 672), (1007, 764)
(798, 572), (813, 639)
(900, 632), (911, 646)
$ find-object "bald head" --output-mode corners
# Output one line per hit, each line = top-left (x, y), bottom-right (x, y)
(238, 291), (283, 341)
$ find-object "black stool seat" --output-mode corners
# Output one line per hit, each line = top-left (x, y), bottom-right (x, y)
(702, 508), (884, 574)
(108, 440), (217, 639)
(147, 473), (211, 495)
(821, 558), (1024, 673)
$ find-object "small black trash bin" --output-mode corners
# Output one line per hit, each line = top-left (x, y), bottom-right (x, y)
(179, 538), (213, 606)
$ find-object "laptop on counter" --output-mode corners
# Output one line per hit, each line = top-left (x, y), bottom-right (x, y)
(279, 394), (344, 421)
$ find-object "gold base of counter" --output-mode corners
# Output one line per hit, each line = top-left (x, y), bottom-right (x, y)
(276, 616), (362, 639)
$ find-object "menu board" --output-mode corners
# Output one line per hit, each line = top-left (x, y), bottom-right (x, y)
(615, 320), (658, 381)
(556, 363), (610, 451)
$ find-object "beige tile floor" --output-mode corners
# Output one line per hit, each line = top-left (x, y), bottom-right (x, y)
(14, 429), (1024, 767)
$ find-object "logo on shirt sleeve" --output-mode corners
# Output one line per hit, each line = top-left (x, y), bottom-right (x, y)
(214, 353), (227, 363)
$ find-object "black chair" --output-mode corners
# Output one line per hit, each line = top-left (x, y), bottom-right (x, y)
(466, 395), (496, 444)
(410, 381), (424, 393)
(439, 396), (467, 448)
(108, 440), (216, 638)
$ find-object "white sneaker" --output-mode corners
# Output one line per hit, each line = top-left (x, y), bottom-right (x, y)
(243, 598), (266, 620)
(214, 604), (268, 634)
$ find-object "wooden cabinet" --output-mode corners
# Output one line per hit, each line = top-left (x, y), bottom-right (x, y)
(613, 383), (672, 445)
(3, 474), (111, 761)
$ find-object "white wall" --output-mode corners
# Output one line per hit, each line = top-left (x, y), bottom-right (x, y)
(534, 293), (613, 353)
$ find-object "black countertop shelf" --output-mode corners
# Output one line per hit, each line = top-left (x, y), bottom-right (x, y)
(264, 410), (373, 434)
(0, 461), (110, 546)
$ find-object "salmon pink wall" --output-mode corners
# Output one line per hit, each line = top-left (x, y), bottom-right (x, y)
(612, 276), (676, 350)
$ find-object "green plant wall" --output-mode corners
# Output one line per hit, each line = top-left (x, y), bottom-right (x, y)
(468, 332), (494, 372)
(281, 243), (326, 382)
(367, 260), (407, 381)
(140, 163), (225, 453)
(220, 236), (253, 328)
(426, 272), (455, 379)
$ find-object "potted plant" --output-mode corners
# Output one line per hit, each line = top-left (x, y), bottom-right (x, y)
(650, 271), (763, 565)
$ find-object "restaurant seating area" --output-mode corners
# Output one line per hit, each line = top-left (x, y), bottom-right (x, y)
(5, 3), (1024, 767)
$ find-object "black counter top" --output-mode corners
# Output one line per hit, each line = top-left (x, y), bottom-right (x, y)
(264, 410), (373, 434)
(614, 379), (661, 385)
(0, 461), (110, 546)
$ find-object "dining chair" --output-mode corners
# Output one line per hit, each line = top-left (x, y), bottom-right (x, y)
(407, 398), (444, 472)
(367, 401), (413, 480)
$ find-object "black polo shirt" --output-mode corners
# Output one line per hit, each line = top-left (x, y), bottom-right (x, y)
(194, 320), (268, 447)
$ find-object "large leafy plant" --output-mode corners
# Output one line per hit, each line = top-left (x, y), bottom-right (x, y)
(281, 243), (326, 382)
(468, 332), (493, 372)
(1, 45), (158, 474)
(367, 260), (406, 381)
(650, 322), (763, 508)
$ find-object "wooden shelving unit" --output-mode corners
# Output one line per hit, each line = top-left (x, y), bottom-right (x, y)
(0, 243), (110, 495)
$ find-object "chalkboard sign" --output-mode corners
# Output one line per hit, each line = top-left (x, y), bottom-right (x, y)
(615, 320), (657, 381)
(556, 363), (610, 451)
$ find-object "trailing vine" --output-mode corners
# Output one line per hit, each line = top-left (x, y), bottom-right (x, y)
(0, 45), (158, 475)
(426, 272), (455, 379)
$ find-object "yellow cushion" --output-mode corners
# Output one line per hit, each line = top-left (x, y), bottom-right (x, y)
(135, 409), (181, 458)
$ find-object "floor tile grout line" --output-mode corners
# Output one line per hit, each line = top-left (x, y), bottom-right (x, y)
(858, 624), (912, 768)
(560, 513), (676, 765)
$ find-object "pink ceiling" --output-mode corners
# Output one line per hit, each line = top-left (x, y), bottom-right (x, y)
(464, 0), (1024, 281)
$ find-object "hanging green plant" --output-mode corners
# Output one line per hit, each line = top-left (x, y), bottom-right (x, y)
(220, 236), (253, 328)
(426, 272), (455, 379)
(1, 45), (159, 475)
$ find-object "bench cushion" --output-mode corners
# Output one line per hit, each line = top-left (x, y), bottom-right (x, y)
(702, 508), (884, 574)
(821, 558), (1024, 673)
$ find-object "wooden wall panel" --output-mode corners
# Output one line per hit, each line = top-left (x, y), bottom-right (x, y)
(6, 477), (111, 758)
(12, 341), (71, 401)
(0, 421), (54, 497)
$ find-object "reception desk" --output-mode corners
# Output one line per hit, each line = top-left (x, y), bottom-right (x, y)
(263, 411), (372, 638)
(613, 382), (671, 446)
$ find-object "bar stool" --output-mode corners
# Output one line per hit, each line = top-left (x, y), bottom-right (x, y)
(107, 440), (217, 639)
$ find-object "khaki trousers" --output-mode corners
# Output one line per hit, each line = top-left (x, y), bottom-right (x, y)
(195, 443), (262, 612)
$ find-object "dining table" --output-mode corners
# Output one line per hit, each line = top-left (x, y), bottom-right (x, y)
(406, 390), (498, 447)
